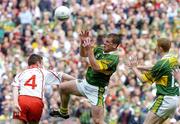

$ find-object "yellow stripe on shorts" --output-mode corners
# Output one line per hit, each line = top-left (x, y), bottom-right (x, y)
(151, 95), (164, 113)
(97, 87), (105, 107)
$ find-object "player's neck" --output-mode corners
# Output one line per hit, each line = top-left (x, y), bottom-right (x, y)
(160, 52), (169, 57)
(28, 64), (39, 69)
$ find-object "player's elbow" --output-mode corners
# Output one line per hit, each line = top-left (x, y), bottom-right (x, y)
(91, 62), (106, 71)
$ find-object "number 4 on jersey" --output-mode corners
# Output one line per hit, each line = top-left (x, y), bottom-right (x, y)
(24, 75), (37, 89)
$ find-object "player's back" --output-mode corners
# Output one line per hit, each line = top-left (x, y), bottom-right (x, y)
(12, 66), (61, 99)
(14, 68), (44, 99)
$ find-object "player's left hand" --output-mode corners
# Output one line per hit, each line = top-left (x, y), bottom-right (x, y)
(13, 104), (21, 116)
(82, 37), (95, 49)
(79, 30), (89, 45)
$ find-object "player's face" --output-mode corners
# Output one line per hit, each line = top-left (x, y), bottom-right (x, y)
(104, 37), (118, 52)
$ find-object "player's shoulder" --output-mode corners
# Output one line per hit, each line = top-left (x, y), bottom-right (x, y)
(38, 68), (52, 75)
(105, 54), (119, 66)
(14, 68), (31, 78)
(95, 45), (103, 49)
(22, 68), (46, 75)
(94, 45), (103, 52)
(14, 72), (23, 78)
(43, 69), (59, 76)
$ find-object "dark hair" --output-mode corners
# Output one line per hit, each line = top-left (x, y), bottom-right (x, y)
(157, 38), (171, 52)
(108, 33), (123, 45)
(28, 54), (43, 66)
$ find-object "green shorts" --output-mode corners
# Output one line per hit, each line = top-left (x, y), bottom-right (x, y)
(150, 95), (179, 119)
(76, 79), (107, 106)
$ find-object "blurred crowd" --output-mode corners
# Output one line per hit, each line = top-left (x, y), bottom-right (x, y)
(0, 0), (180, 124)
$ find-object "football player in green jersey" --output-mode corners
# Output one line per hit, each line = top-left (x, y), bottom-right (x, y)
(49, 31), (122, 124)
(128, 38), (179, 124)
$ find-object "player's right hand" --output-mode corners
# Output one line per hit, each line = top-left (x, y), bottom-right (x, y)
(172, 66), (180, 83)
(13, 104), (21, 116)
(126, 56), (138, 68)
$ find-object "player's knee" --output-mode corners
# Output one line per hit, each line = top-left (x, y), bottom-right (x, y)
(59, 86), (65, 92)
(59, 85), (68, 93)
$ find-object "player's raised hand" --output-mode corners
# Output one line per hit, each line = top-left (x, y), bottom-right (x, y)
(172, 66), (180, 83)
(13, 104), (21, 116)
(82, 37), (90, 47)
(126, 56), (138, 68)
(82, 37), (95, 49)
(79, 30), (89, 45)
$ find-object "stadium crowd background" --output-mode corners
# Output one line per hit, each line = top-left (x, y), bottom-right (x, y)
(0, 0), (180, 123)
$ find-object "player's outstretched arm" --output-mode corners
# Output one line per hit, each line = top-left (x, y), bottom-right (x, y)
(127, 57), (146, 82)
(131, 67), (146, 82)
(46, 70), (75, 85)
(137, 65), (153, 71)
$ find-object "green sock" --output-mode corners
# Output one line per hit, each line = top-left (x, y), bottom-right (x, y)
(60, 107), (68, 115)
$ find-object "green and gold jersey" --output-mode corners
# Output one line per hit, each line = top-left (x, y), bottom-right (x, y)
(141, 53), (179, 96)
(86, 46), (119, 87)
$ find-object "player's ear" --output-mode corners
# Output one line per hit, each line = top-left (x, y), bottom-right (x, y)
(159, 46), (164, 53)
(37, 61), (42, 67)
(112, 43), (118, 49)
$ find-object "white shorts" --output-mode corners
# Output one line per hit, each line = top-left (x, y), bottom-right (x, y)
(150, 95), (179, 119)
(76, 79), (108, 106)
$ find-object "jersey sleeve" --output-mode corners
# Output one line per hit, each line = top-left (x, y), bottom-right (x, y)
(96, 56), (119, 71)
(45, 70), (62, 85)
(12, 73), (21, 87)
(141, 71), (154, 84)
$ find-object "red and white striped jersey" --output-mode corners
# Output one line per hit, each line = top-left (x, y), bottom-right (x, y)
(12, 68), (62, 99)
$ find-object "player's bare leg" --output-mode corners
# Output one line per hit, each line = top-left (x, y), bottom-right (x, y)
(91, 105), (104, 124)
(50, 80), (82, 118)
(60, 80), (82, 112)
(144, 111), (167, 124)
(13, 119), (25, 124)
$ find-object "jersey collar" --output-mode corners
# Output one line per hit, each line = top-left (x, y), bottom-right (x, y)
(103, 51), (119, 56)
(28, 64), (39, 69)
(162, 52), (178, 60)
